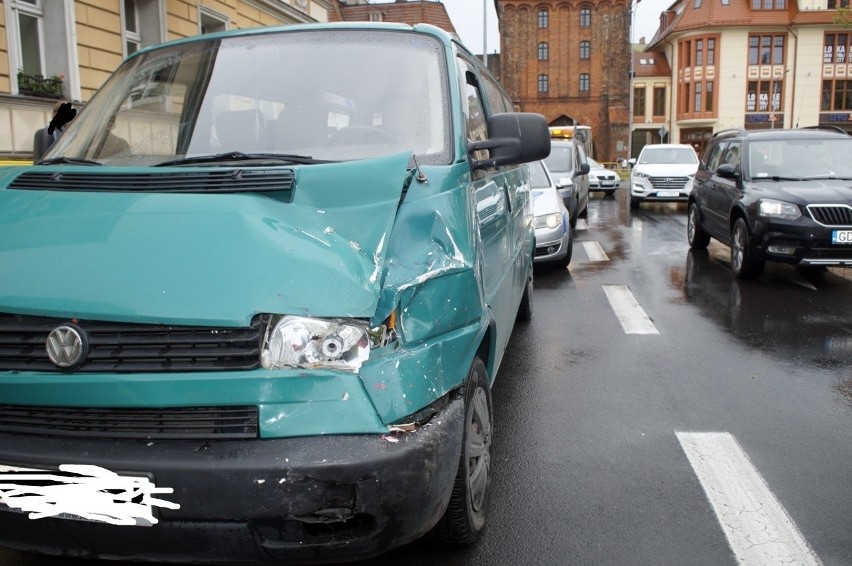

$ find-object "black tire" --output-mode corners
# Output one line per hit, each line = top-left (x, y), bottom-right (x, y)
(559, 226), (574, 268)
(433, 357), (492, 546)
(604, 189), (616, 198)
(630, 196), (640, 210)
(730, 217), (764, 278)
(517, 272), (533, 321)
(569, 199), (579, 228)
(687, 203), (711, 249)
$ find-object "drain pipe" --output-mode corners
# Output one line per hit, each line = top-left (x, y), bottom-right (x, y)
(787, 25), (798, 128)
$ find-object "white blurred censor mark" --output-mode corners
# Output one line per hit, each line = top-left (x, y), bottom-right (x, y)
(0, 464), (180, 526)
(677, 432), (822, 566)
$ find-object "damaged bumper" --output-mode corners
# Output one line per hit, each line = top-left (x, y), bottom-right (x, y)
(0, 395), (463, 564)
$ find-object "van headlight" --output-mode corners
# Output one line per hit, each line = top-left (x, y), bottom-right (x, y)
(261, 316), (370, 372)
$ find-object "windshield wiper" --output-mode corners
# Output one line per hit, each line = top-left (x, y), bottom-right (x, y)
(154, 151), (330, 167)
(37, 156), (102, 166)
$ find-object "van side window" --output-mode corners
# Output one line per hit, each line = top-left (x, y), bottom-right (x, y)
(481, 72), (510, 114)
(458, 59), (488, 162)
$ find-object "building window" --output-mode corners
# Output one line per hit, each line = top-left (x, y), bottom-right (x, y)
(695, 0), (702, 6)
(11, 0), (45, 78)
(538, 42), (548, 61)
(633, 87), (646, 117)
(747, 80), (783, 112)
(579, 73), (590, 93)
(694, 82), (703, 114)
(707, 39), (716, 65)
(821, 80), (852, 111)
(752, 0), (785, 8)
(580, 8), (591, 27)
(122, 0), (141, 56)
(199, 6), (229, 34)
(824, 33), (851, 64)
(653, 86), (666, 116)
(538, 9), (548, 29)
(828, 0), (851, 7)
(369, 11), (382, 22)
(749, 34), (785, 65)
(684, 41), (692, 67)
(696, 39), (703, 66)
(538, 74), (549, 93)
(706, 81), (714, 112)
(580, 41), (590, 60)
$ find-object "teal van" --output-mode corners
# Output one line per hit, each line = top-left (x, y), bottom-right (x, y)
(0, 23), (549, 563)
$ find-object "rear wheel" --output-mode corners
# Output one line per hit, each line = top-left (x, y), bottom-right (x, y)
(730, 218), (764, 278)
(518, 273), (533, 321)
(630, 196), (640, 210)
(687, 203), (711, 249)
(433, 357), (492, 546)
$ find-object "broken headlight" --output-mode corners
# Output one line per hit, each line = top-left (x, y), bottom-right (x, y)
(261, 316), (370, 372)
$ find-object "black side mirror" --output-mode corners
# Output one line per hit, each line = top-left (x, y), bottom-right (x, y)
(471, 112), (550, 169)
(578, 162), (590, 176)
(716, 163), (739, 178)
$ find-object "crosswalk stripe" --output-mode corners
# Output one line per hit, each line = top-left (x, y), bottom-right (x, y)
(677, 432), (822, 566)
(583, 241), (609, 262)
(602, 285), (659, 334)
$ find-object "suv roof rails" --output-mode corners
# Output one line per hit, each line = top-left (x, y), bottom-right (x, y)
(799, 125), (850, 135)
(711, 127), (746, 138)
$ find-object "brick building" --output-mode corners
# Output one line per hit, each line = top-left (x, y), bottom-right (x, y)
(497, 0), (632, 162)
(331, 0), (457, 36)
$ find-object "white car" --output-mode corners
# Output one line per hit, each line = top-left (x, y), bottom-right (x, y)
(530, 160), (573, 267)
(629, 143), (699, 210)
(587, 157), (619, 196)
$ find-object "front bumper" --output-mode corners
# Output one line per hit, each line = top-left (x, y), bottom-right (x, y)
(534, 224), (570, 263)
(0, 395), (464, 564)
(755, 222), (852, 266)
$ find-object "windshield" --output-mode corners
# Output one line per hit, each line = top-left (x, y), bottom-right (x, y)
(529, 160), (552, 189)
(46, 29), (450, 166)
(544, 145), (574, 173)
(748, 138), (852, 180)
(638, 147), (698, 165)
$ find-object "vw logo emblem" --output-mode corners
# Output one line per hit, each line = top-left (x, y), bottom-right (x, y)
(46, 324), (88, 368)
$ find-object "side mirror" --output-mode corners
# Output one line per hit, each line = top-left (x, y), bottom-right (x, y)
(716, 163), (738, 178)
(628, 158), (636, 167)
(471, 112), (550, 169)
(578, 162), (590, 176)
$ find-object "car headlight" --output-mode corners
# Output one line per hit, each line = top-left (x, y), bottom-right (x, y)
(534, 212), (562, 229)
(261, 316), (371, 372)
(632, 170), (649, 179)
(758, 199), (801, 220)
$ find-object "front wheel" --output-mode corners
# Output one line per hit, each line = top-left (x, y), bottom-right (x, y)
(433, 357), (492, 546)
(730, 218), (764, 278)
(630, 196), (640, 210)
(517, 273), (533, 321)
(687, 203), (711, 249)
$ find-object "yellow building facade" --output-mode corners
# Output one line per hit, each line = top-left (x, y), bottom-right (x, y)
(1, 0), (331, 159)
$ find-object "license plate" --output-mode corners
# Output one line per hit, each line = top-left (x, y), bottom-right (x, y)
(657, 190), (679, 198)
(832, 230), (852, 244)
(0, 463), (178, 526)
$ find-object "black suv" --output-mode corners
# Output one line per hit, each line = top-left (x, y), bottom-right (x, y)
(688, 127), (852, 278)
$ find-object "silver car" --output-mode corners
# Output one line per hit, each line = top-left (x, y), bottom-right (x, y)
(530, 160), (573, 267)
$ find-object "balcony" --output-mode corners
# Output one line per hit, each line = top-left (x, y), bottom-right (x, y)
(17, 72), (64, 99)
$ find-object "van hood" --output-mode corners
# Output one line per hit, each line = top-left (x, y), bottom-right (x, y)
(0, 152), (412, 326)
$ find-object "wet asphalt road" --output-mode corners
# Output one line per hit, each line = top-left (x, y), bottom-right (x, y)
(2, 185), (851, 566)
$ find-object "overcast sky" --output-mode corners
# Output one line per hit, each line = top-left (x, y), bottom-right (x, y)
(417, 0), (673, 55)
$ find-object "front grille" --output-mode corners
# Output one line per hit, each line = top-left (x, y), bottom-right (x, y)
(8, 170), (295, 195)
(807, 204), (852, 227)
(0, 313), (267, 372)
(648, 176), (689, 191)
(0, 405), (258, 440)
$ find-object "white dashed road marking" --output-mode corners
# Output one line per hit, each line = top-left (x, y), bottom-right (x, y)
(583, 241), (609, 262)
(602, 285), (659, 334)
(677, 432), (822, 566)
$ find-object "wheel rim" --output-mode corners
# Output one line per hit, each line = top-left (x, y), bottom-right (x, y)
(688, 207), (698, 242)
(467, 387), (491, 513)
(732, 222), (746, 272)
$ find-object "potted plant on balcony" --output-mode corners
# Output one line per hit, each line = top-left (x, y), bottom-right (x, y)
(17, 71), (64, 99)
